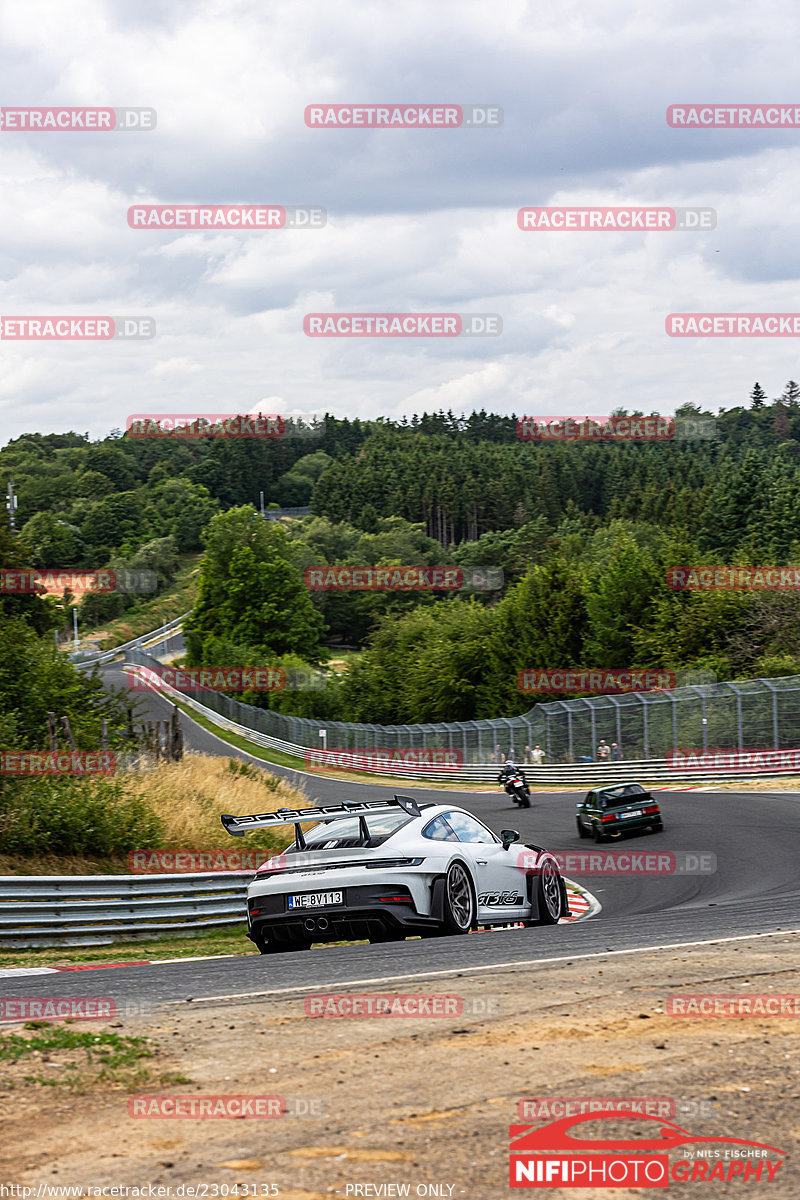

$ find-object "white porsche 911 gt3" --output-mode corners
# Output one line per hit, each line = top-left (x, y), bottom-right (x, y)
(221, 795), (568, 953)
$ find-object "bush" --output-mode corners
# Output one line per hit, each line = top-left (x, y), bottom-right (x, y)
(0, 776), (163, 858)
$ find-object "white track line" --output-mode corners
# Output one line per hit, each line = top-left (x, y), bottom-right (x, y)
(185, 927), (800, 1005)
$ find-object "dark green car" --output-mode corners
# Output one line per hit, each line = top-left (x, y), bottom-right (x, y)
(576, 783), (663, 842)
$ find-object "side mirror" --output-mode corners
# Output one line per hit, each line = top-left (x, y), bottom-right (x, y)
(500, 829), (520, 851)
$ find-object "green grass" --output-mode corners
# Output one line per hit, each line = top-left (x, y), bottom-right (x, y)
(0, 1026), (153, 1065)
(80, 553), (201, 648)
(0, 1025), (168, 1092)
(0, 924), (258, 968)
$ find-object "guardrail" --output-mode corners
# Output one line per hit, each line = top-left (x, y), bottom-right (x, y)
(72, 613), (190, 667)
(122, 664), (798, 785)
(0, 873), (250, 947)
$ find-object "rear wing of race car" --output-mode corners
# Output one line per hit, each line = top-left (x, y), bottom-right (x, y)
(221, 795), (422, 843)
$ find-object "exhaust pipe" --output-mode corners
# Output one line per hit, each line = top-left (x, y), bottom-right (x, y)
(303, 918), (317, 933)
(317, 917), (329, 932)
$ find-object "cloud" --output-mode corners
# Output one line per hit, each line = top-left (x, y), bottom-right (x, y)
(3, 0), (800, 443)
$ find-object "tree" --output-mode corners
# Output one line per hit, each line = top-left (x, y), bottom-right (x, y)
(750, 382), (767, 409)
(19, 512), (83, 567)
(184, 506), (326, 664)
(783, 381), (800, 405)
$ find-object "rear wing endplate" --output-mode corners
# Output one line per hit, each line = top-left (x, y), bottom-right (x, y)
(221, 795), (421, 837)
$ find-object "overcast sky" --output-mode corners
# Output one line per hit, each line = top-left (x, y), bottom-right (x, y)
(2, 0), (800, 443)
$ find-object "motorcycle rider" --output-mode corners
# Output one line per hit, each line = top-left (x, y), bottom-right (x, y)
(497, 757), (530, 802)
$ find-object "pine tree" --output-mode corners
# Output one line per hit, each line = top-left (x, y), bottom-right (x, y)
(750, 382), (767, 409)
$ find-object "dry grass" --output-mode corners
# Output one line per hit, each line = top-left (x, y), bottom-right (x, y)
(118, 753), (306, 849)
(0, 754), (307, 875)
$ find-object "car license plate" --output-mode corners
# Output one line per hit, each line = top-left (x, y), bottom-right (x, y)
(620, 809), (644, 819)
(287, 891), (343, 909)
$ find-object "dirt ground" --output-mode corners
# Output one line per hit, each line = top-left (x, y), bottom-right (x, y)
(1, 935), (798, 1199)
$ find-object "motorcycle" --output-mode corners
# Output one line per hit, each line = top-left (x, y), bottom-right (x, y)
(500, 771), (531, 808)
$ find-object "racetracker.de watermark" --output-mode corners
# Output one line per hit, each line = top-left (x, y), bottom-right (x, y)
(0, 997), (116, 1022)
(667, 313), (800, 336)
(127, 414), (285, 438)
(304, 103), (502, 127)
(1, 107), (156, 130)
(128, 664), (325, 694)
(527, 851), (716, 876)
(304, 748), (463, 772)
(128, 1095), (325, 1118)
(518, 207), (715, 230)
(518, 669), (676, 694)
(667, 748), (800, 773)
(128, 666), (287, 692)
(517, 1096), (713, 1120)
(304, 993), (500, 1017)
(1, 317), (154, 340)
(304, 565), (502, 591)
(516, 415), (717, 441)
(667, 104), (800, 127)
(127, 205), (325, 229)
(303, 313), (501, 336)
(667, 993), (800, 1016)
(128, 849), (276, 873)
(668, 565), (800, 590)
(0, 752), (116, 776)
(0, 569), (156, 595)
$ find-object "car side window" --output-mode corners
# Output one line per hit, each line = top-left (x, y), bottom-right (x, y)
(584, 791), (594, 807)
(443, 810), (499, 844)
(422, 815), (459, 841)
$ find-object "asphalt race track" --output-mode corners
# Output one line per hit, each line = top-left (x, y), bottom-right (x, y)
(8, 663), (795, 1010)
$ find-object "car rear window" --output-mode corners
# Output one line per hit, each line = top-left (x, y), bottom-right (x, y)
(293, 810), (413, 849)
(599, 784), (646, 808)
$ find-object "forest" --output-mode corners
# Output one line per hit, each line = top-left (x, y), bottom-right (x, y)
(4, 385), (800, 728)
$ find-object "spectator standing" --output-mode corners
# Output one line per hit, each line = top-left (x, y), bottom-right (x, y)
(531, 744), (544, 765)
(611, 742), (623, 761)
(597, 739), (610, 761)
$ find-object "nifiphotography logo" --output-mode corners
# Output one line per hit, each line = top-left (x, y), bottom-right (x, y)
(509, 1112), (785, 1187)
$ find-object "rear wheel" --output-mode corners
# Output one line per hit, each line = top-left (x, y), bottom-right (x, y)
(441, 862), (475, 934)
(593, 824), (606, 843)
(653, 820), (664, 832)
(534, 858), (564, 924)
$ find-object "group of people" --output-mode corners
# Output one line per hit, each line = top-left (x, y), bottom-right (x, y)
(596, 739), (624, 761)
(490, 743), (545, 765)
(489, 740), (623, 764)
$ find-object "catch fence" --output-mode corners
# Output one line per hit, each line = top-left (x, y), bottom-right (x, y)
(124, 649), (800, 764)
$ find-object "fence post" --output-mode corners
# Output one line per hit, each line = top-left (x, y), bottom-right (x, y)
(60, 716), (77, 751)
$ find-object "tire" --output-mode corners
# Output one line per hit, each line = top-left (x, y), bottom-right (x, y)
(441, 861), (475, 934)
(519, 791), (531, 808)
(577, 817), (589, 839)
(533, 858), (564, 925)
(653, 820), (664, 832)
(593, 824), (606, 843)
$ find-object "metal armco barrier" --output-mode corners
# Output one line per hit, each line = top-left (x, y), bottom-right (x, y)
(123, 664), (800, 786)
(72, 613), (189, 668)
(0, 873), (251, 947)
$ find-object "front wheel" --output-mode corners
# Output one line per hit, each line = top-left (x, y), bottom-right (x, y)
(577, 817), (589, 839)
(534, 858), (564, 925)
(441, 862), (475, 934)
